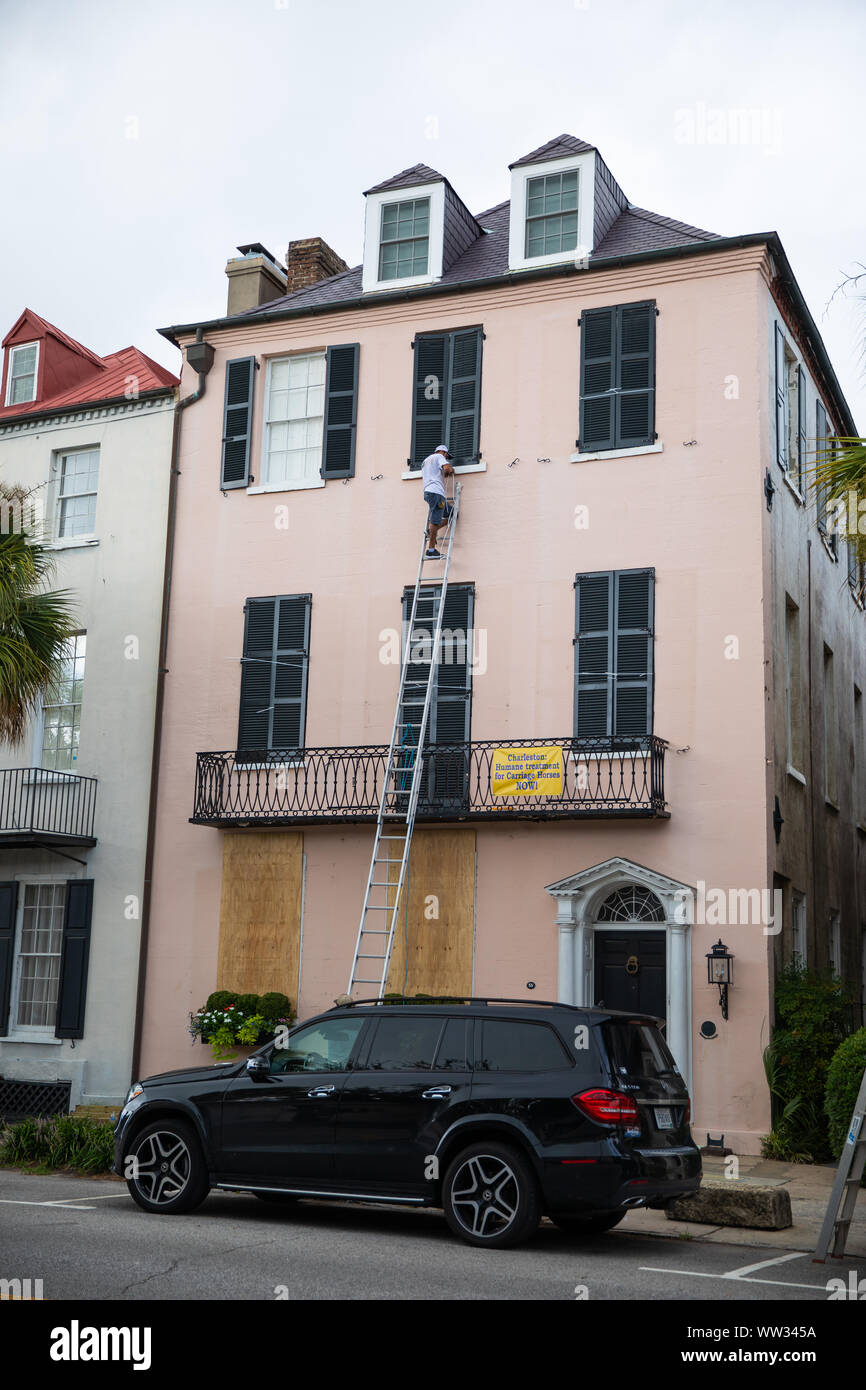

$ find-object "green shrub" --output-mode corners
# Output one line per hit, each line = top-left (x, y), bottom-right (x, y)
(258, 992), (293, 1025)
(235, 993), (260, 1020)
(825, 1027), (866, 1160)
(761, 963), (851, 1162)
(0, 1114), (114, 1173)
(205, 990), (238, 1013)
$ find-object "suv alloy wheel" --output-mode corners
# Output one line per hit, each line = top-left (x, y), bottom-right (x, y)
(442, 1142), (540, 1248)
(125, 1119), (210, 1215)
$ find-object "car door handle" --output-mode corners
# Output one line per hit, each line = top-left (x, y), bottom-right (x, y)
(307, 1085), (336, 1098)
(421, 1086), (452, 1100)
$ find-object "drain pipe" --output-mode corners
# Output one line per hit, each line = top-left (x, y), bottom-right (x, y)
(130, 328), (215, 1082)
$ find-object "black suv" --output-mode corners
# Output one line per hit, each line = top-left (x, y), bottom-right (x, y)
(114, 998), (701, 1248)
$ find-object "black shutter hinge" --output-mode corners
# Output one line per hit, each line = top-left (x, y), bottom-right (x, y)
(764, 468), (775, 511)
(655, 307), (660, 316)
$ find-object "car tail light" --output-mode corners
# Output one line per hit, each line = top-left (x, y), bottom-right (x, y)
(572, 1088), (640, 1126)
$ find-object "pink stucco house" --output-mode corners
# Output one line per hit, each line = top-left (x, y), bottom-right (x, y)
(135, 134), (864, 1152)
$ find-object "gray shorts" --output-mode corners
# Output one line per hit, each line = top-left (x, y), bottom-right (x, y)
(424, 491), (453, 526)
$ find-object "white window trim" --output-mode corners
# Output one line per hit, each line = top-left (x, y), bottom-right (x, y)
(54, 445), (100, 542)
(571, 443), (663, 463)
(782, 470), (805, 505)
(362, 182), (445, 294)
(7, 874), (75, 1039)
(786, 764), (806, 785)
(30, 633), (86, 776)
(257, 353), (327, 493)
(791, 891), (807, 962)
(4, 340), (40, 406)
(509, 152), (596, 273)
(401, 460), (486, 481)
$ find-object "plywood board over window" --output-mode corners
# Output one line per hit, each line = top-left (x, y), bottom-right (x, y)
(385, 829), (475, 998)
(218, 831), (303, 1002)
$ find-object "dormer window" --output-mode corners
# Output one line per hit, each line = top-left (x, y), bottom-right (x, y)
(5, 341), (39, 405)
(362, 175), (447, 293)
(507, 141), (599, 273)
(379, 198), (430, 280)
(525, 171), (579, 258)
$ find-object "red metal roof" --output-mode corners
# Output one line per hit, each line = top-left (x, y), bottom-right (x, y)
(0, 310), (177, 421)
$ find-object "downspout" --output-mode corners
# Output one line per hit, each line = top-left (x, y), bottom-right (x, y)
(806, 537), (816, 960)
(130, 328), (214, 1083)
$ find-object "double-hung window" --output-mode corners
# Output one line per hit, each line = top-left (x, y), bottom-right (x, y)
(379, 198), (430, 281)
(573, 569), (654, 740)
(579, 302), (656, 452)
(263, 354), (326, 488)
(12, 883), (67, 1030)
(525, 170), (578, 258)
(57, 448), (99, 537)
(0, 878), (95, 1040)
(40, 633), (86, 771)
(5, 342), (38, 405)
(774, 325), (806, 493)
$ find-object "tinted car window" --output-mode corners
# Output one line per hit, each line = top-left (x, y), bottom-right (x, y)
(365, 1016), (444, 1071)
(433, 1018), (468, 1070)
(477, 1020), (572, 1072)
(270, 1018), (365, 1074)
(602, 1022), (679, 1081)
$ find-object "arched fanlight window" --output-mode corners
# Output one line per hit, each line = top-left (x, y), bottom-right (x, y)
(596, 885), (665, 922)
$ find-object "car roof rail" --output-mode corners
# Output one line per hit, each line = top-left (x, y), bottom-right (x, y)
(329, 995), (582, 1011)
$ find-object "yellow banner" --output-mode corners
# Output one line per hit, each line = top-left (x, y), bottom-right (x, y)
(491, 745), (564, 797)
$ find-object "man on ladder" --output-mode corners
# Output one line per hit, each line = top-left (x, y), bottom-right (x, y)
(422, 443), (455, 560)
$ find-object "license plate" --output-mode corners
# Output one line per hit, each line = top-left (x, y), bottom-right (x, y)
(655, 1107), (674, 1130)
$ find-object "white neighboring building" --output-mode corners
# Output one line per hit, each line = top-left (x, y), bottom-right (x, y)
(0, 309), (177, 1112)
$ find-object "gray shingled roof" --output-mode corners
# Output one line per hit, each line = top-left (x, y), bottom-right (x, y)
(241, 196), (719, 321)
(509, 133), (596, 168)
(363, 163), (445, 195)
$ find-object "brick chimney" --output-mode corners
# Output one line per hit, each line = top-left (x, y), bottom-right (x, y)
(285, 237), (348, 294)
(225, 244), (287, 315)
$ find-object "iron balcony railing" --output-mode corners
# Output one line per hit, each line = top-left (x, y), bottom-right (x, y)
(192, 736), (668, 827)
(0, 768), (98, 846)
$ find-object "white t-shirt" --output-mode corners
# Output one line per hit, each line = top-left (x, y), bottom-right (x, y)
(421, 452), (447, 496)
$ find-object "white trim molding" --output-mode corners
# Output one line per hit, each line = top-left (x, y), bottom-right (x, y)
(571, 443), (663, 464)
(508, 150), (596, 273)
(545, 856), (694, 1089)
(4, 340), (40, 406)
(362, 181), (445, 294)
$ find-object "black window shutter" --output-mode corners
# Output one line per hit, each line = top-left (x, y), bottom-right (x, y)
(447, 330), (482, 465)
(774, 325), (788, 471)
(411, 334), (447, 468)
(237, 595), (311, 756)
(221, 357), (255, 489)
(55, 879), (94, 1039)
(579, 309), (616, 451)
(574, 572), (614, 736)
(322, 344), (359, 479)
(613, 569), (654, 738)
(0, 881), (18, 1037)
(796, 365), (807, 492)
(615, 303), (655, 448)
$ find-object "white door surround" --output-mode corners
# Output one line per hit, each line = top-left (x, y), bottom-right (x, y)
(545, 857), (694, 1088)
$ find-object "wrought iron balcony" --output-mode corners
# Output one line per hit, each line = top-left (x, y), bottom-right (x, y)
(0, 768), (98, 848)
(192, 736), (668, 827)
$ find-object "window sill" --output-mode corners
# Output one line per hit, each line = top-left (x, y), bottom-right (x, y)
(781, 472), (805, 505)
(570, 443), (663, 463)
(825, 797), (840, 813)
(402, 461), (487, 479)
(786, 765), (807, 786)
(857, 822), (866, 836)
(818, 534), (839, 563)
(0, 1033), (63, 1045)
(246, 480), (325, 495)
(45, 536), (99, 551)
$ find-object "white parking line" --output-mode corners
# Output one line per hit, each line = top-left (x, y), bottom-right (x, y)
(0, 1193), (129, 1209)
(639, 1264), (823, 1292)
(722, 1252), (808, 1278)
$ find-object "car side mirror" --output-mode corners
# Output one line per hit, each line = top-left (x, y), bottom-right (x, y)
(245, 1055), (270, 1080)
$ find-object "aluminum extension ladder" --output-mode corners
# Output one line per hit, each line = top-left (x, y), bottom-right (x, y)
(814, 1063), (866, 1261)
(347, 482), (462, 997)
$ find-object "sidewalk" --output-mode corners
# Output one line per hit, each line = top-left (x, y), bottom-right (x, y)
(620, 1153), (866, 1258)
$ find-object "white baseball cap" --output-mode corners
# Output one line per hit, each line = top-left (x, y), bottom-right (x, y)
(435, 443), (451, 455)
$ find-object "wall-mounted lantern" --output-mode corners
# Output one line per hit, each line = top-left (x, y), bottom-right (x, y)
(706, 939), (734, 1020)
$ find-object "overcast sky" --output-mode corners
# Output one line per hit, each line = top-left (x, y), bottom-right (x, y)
(2, 0), (864, 426)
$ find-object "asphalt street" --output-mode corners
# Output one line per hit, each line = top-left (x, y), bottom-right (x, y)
(1, 1169), (862, 1302)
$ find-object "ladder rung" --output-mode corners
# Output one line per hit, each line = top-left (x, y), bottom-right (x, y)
(356, 953), (387, 960)
(359, 929), (389, 935)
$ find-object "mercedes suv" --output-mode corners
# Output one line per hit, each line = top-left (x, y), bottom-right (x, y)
(114, 998), (701, 1248)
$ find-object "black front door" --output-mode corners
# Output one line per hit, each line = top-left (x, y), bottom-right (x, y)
(594, 930), (666, 1022)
